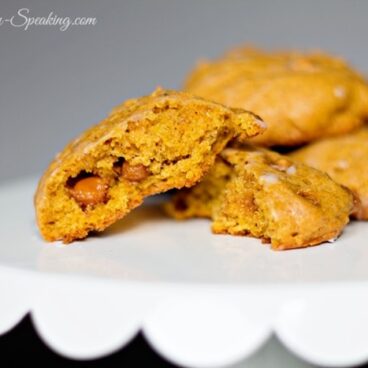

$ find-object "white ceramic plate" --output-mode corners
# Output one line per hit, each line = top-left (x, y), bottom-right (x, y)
(1, 177), (368, 367)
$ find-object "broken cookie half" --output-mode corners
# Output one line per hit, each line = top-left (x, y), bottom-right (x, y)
(166, 146), (354, 250)
(35, 88), (265, 242)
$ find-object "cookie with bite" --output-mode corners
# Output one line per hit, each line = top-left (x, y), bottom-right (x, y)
(34, 88), (265, 242)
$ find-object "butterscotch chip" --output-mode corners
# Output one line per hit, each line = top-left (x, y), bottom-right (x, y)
(122, 162), (148, 182)
(184, 46), (368, 146)
(68, 176), (108, 206)
(290, 127), (368, 220)
(34, 88), (265, 243)
(166, 146), (353, 250)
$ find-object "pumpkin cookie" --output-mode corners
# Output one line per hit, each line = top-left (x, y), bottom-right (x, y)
(35, 88), (265, 243)
(290, 127), (368, 220)
(185, 46), (368, 146)
(166, 147), (353, 250)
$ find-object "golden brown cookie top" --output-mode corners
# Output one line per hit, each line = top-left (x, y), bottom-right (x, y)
(290, 127), (368, 219)
(185, 46), (368, 147)
(224, 46), (356, 72)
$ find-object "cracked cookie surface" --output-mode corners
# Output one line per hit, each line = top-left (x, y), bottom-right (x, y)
(185, 46), (368, 146)
(291, 127), (368, 220)
(166, 146), (353, 250)
(35, 88), (265, 242)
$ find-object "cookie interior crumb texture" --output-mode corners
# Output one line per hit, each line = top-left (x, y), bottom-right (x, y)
(166, 146), (353, 250)
(184, 46), (368, 147)
(34, 88), (265, 243)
